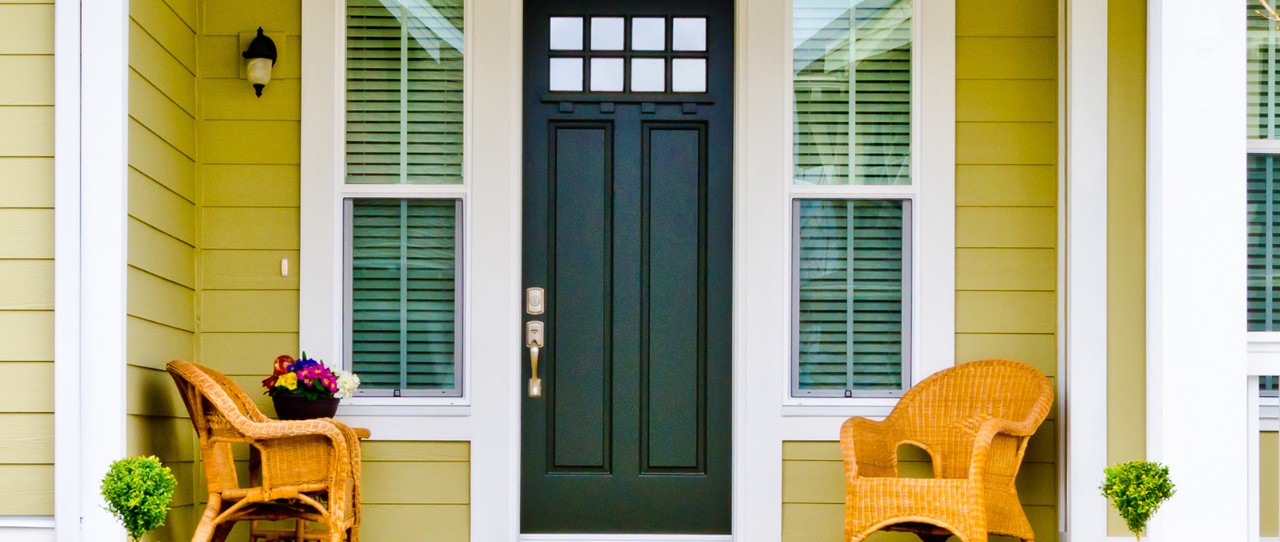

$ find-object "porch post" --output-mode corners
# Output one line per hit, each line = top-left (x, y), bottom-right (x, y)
(1064, 0), (1108, 539)
(69, 0), (130, 539)
(1145, 1), (1247, 541)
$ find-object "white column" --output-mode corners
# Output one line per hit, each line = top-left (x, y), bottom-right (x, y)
(53, 0), (82, 539)
(76, 0), (130, 540)
(1146, 1), (1247, 541)
(1065, 0), (1109, 540)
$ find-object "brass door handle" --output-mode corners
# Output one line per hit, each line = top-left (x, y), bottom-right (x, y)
(526, 321), (545, 397)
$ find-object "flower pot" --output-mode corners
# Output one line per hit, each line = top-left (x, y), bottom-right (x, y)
(271, 393), (340, 420)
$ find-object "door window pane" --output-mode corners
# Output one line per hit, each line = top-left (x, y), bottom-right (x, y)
(672, 17), (707, 51)
(346, 0), (465, 185)
(550, 57), (585, 91)
(794, 199), (909, 395)
(793, 0), (912, 185)
(551, 17), (584, 50)
(348, 198), (461, 396)
(591, 17), (625, 51)
(671, 58), (706, 93)
(632, 58), (666, 92)
(591, 57), (625, 92)
(632, 17), (666, 51)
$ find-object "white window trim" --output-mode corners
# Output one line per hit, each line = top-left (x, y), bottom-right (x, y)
(779, 0), (955, 414)
(301, 0), (473, 410)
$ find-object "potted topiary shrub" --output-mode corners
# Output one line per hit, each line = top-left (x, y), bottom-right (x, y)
(100, 455), (177, 542)
(1100, 461), (1176, 542)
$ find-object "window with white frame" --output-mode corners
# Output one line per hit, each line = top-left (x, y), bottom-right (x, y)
(1247, 1), (1280, 393)
(339, 0), (464, 397)
(790, 0), (912, 397)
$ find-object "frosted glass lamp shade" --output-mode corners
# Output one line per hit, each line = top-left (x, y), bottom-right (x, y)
(247, 58), (274, 96)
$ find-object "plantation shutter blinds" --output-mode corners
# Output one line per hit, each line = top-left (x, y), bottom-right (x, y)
(793, 0), (911, 186)
(794, 200), (908, 395)
(1248, 5), (1280, 393)
(347, 0), (464, 185)
(349, 199), (459, 394)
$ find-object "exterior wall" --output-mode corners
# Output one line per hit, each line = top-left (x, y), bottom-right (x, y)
(0, 0), (55, 518)
(126, 0), (200, 539)
(780, 1), (1059, 541)
(1265, 431), (1278, 538)
(1106, 0), (1147, 536)
(953, 0), (1058, 538)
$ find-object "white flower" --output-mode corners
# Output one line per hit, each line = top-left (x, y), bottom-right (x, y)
(335, 370), (361, 399)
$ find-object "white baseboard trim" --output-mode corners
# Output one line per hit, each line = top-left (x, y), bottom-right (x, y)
(0, 516), (55, 542)
(520, 536), (732, 542)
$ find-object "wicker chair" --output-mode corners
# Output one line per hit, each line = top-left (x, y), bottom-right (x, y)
(841, 359), (1053, 542)
(167, 360), (364, 542)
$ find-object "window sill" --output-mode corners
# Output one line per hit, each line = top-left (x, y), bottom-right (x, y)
(336, 402), (470, 417)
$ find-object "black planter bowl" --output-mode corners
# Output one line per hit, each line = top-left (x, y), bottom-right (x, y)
(271, 394), (340, 420)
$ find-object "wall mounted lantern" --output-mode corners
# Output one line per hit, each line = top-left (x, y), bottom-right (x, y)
(242, 27), (278, 97)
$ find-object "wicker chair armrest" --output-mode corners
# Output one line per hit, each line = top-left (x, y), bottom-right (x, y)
(966, 416), (1038, 482)
(840, 416), (899, 481)
(241, 418), (351, 462)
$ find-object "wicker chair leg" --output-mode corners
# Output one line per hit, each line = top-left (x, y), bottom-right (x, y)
(192, 498), (223, 542)
(210, 522), (235, 542)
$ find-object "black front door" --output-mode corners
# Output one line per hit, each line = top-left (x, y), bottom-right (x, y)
(521, 0), (733, 534)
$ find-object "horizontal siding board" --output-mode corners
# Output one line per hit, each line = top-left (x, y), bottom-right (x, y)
(199, 332), (298, 374)
(0, 313), (52, 361)
(0, 413), (52, 463)
(782, 460), (845, 504)
(129, 19), (196, 114)
(202, 165), (299, 207)
(129, 70), (197, 159)
(360, 504), (469, 542)
(127, 365), (187, 417)
(0, 362), (52, 412)
(129, 217), (196, 288)
(164, 0), (197, 32)
(0, 56), (53, 105)
(0, 209), (52, 258)
(956, 207), (1056, 248)
(957, 37), (1057, 80)
(1015, 463), (1057, 506)
(127, 415), (194, 463)
(127, 315), (194, 370)
(956, 249), (1056, 291)
(0, 465), (52, 515)
(129, 170), (196, 244)
(202, 250), (299, 290)
(956, 122), (1056, 165)
(363, 441), (470, 462)
(782, 441), (842, 462)
(202, 0), (301, 36)
(956, 0), (1056, 37)
(0, 260), (53, 309)
(957, 80), (1057, 122)
(130, 0), (196, 70)
(0, 106), (53, 157)
(201, 78), (301, 121)
(0, 158), (54, 207)
(128, 267), (196, 331)
(129, 121), (197, 202)
(200, 120), (301, 165)
(956, 291), (1057, 334)
(202, 208), (300, 250)
(955, 333), (1057, 375)
(0, 5), (53, 54)
(201, 290), (298, 333)
(956, 165), (1056, 207)
(361, 461), (469, 504)
(199, 35), (302, 80)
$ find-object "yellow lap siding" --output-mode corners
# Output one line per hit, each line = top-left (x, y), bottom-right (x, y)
(0, 260), (53, 309)
(128, 218), (197, 288)
(1264, 432), (1278, 537)
(201, 78), (301, 121)
(0, 56), (54, 106)
(956, 165), (1057, 207)
(0, 159), (54, 207)
(0, 464), (53, 514)
(0, 107), (54, 156)
(131, 0), (197, 70)
(201, 165), (300, 206)
(0, 314), (53, 361)
(0, 4), (52, 55)
(957, 0), (1056, 38)
(200, 120), (301, 165)
(129, 20), (198, 114)
(201, 207), (300, 250)
(0, 414), (53, 463)
(129, 70), (197, 158)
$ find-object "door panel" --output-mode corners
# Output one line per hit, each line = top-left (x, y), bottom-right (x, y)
(523, 0), (733, 534)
